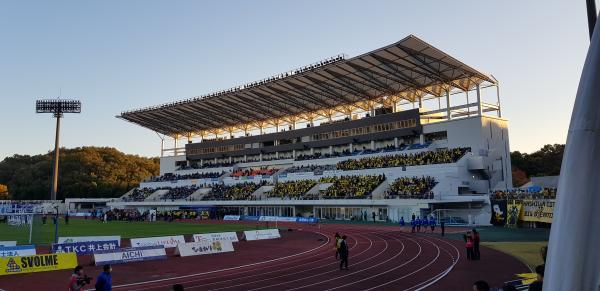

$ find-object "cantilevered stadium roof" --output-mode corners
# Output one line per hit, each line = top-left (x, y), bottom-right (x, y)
(119, 35), (495, 136)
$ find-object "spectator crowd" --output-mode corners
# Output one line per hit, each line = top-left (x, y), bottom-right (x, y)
(491, 188), (557, 200)
(320, 175), (385, 198)
(149, 172), (223, 182)
(232, 167), (277, 177)
(387, 176), (437, 199)
(202, 182), (262, 200)
(267, 180), (317, 198)
(336, 147), (469, 171)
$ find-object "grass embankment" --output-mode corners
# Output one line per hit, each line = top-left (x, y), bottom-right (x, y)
(445, 226), (549, 270)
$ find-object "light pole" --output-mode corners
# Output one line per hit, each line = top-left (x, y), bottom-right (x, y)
(35, 99), (81, 200)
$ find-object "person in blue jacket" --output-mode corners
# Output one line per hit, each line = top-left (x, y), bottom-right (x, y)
(411, 218), (416, 233)
(399, 216), (405, 226)
(416, 217), (421, 232)
(430, 216), (436, 233)
(95, 264), (112, 291)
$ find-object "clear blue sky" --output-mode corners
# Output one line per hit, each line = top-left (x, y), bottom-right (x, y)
(0, 1), (591, 160)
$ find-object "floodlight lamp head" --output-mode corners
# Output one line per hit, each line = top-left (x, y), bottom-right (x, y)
(35, 99), (82, 117)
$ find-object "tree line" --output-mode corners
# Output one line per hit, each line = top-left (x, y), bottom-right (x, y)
(511, 144), (564, 187)
(0, 147), (159, 200)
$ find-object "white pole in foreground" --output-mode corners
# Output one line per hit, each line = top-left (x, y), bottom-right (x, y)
(544, 18), (600, 290)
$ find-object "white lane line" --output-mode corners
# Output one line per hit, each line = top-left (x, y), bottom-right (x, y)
(211, 231), (381, 291)
(324, 231), (423, 291)
(130, 233), (358, 291)
(100, 231), (331, 290)
(363, 237), (442, 291)
(289, 232), (408, 291)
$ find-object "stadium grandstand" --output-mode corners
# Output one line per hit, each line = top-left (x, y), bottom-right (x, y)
(70, 35), (511, 224)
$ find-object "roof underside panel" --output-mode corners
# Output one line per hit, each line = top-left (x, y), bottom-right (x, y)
(119, 35), (495, 136)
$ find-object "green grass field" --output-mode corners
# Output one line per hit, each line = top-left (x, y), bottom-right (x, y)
(482, 241), (546, 270)
(0, 218), (267, 245)
(443, 226), (548, 269)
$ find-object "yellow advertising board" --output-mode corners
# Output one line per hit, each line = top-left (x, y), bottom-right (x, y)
(0, 253), (78, 276)
(521, 199), (555, 223)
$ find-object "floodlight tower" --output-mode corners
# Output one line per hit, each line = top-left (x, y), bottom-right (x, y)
(35, 99), (81, 200)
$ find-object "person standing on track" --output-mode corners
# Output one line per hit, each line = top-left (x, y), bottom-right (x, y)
(399, 216), (405, 226)
(95, 264), (112, 291)
(416, 217), (421, 232)
(334, 232), (341, 259)
(441, 220), (445, 236)
(464, 231), (474, 260)
(430, 216), (436, 233)
(411, 217), (416, 233)
(472, 229), (481, 260)
(339, 235), (349, 270)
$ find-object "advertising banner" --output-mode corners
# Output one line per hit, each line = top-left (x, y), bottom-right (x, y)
(259, 216), (297, 222)
(0, 241), (17, 247)
(58, 236), (121, 246)
(193, 232), (238, 243)
(93, 246), (166, 266)
(296, 217), (319, 223)
(521, 199), (555, 223)
(490, 200), (507, 226)
(244, 229), (281, 241)
(130, 235), (185, 248)
(175, 240), (234, 257)
(51, 240), (119, 255)
(223, 215), (241, 221)
(0, 245), (37, 257)
(0, 253), (77, 276)
(241, 216), (260, 221)
(506, 202), (522, 227)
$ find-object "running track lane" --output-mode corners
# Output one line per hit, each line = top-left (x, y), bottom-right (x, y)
(125, 226), (461, 291)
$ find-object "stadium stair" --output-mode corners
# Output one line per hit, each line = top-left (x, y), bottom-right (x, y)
(188, 188), (212, 201)
(119, 188), (136, 200)
(145, 189), (169, 201)
(253, 185), (275, 199)
(371, 178), (391, 199)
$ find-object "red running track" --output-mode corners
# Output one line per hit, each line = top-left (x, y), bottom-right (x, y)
(0, 223), (528, 291)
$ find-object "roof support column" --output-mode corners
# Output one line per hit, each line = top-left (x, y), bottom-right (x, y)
(394, 137), (399, 149)
(292, 149), (296, 159)
(496, 84), (502, 118)
(445, 89), (451, 120)
(476, 84), (483, 116)
(466, 90), (470, 117)
(173, 135), (179, 156)
(160, 139), (164, 157)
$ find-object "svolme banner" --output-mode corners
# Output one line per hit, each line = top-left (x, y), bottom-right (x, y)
(223, 215), (240, 221)
(52, 240), (119, 255)
(93, 246), (167, 266)
(0, 241), (17, 247)
(193, 232), (239, 243)
(58, 236), (122, 246)
(244, 229), (281, 241)
(130, 235), (185, 248)
(175, 240), (234, 257)
(0, 253), (78, 276)
(0, 245), (37, 257)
